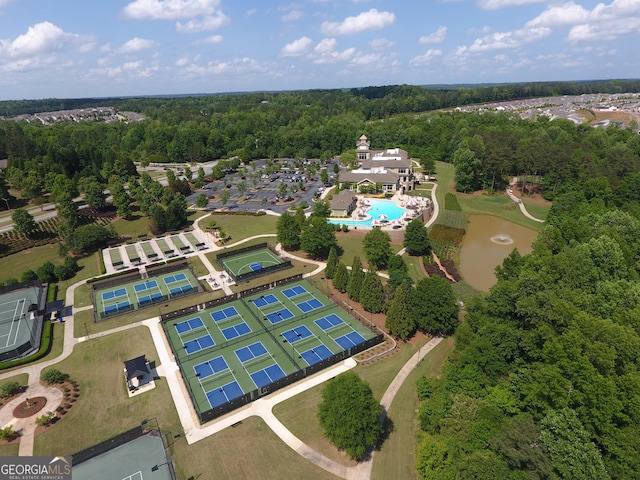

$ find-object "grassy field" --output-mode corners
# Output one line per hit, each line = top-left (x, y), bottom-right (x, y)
(0, 243), (62, 284)
(205, 213), (279, 241)
(371, 337), (455, 480)
(335, 231), (404, 270)
(455, 193), (548, 230)
(0, 322), (65, 377)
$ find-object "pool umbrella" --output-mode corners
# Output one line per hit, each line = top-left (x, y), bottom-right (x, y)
(378, 213), (388, 219)
(406, 197), (419, 208)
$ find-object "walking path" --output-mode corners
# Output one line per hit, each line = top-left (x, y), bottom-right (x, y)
(0, 188), (445, 480)
(506, 187), (545, 223)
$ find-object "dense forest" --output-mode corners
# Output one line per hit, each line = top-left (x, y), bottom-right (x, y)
(2, 81), (640, 478)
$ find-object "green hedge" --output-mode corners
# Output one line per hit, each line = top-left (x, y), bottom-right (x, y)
(0, 321), (53, 371)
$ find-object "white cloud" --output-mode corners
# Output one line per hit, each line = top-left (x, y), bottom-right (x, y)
(410, 49), (443, 65)
(320, 9), (395, 36)
(194, 34), (224, 45)
(118, 37), (158, 53)
(176, 12), (229, 33)
(370, 38), (395, 49)
(0, 21), (89, 59)
(281, 36), (314, 56)
(567, 0), (640, 42)
(477, 0), (546, 10)
(419, 26), (447, 44)
(122, 0), (223, 20)
(526, 2), (590, 28)
(466, 26), (551, 52)
(282, 10), (303, 22)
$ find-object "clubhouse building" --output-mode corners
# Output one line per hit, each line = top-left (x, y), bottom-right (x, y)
(338, 135), (416, 194)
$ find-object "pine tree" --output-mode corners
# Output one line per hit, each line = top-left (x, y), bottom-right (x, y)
(325, 247), (339, 279)
(385, 279), (415, 340)
(332, 262), (349, 293)
(360, 268), (385, 313)
(347, 256), (365, 302)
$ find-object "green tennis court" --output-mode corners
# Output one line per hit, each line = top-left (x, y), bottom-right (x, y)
(219, 247), (286, 278)
(162, 279), (381, 422)
(0, 283), (45, 362)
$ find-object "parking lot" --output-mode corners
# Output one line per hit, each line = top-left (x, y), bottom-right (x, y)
(186, 158), (334, 214)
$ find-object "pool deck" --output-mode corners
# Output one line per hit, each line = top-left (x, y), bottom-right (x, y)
(330, 192), (431, 229)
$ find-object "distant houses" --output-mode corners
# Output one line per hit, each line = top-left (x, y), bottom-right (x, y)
(338, 135), (416, 194)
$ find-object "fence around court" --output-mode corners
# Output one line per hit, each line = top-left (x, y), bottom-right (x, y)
(215, 241), (269, 262)
(159, 274), (385, 424)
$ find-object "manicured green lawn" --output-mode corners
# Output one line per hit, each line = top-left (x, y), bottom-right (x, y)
(335, 231), (403, 270)
(0, 243), (62, 284)
(206, 213), (278, 241)
(455, 193), (548, 230)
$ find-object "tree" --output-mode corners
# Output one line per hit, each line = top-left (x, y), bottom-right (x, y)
(0, 381), (21, 398)
(276, 212), (301, 251)
(320, 168), (329, 184)
(411, 276), (459, 335)
(540, 408), (610, 480)
(11, 208), (37, 237)
(325, 247), (339, 279)
(219, 188), (230, 205)
(404, 218), (431, 256)
(68, 224), (116, 254)
(388, 254), (411, 288)
(386, 279), (415, 340)
(278, 182), (288, 198)
(360, 268), (385, 313)
(312, 199), (331, 218)
(317, 372), (382, 460)
(195, 193), (209, 208)
(363, 227), (392, 270)
(82, 179), (106, 210)
(36, 262), (57, 283)
(300, 215), (337, 258)
(346, 256), (365, 302)
(332, 261), (349, 292)
(20, 269), (38, 282)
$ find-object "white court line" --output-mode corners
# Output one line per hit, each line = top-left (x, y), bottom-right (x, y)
(5, 298), (25, 348)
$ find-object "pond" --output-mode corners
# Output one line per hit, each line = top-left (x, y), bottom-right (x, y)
(458, 215), (538, 292)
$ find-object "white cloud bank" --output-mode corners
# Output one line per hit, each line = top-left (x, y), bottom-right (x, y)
(320, 9), (395, 36)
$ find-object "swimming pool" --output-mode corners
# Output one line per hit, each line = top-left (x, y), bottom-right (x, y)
(329, 198), (410, 227)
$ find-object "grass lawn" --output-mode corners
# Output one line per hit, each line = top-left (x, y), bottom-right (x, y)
(455, 193), (547, 231)
(0, 442), (19, 456)
(335, 231), (404, 271)
(206, 213), (278, 242)
(111, 213), (152, 239)
(371, 337), (455, 480)
(0, 243), (62, 284)
(273, 338), (429, 465)
(0, 372), (29, 390)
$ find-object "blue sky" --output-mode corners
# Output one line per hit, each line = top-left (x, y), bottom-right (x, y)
(0, 0), (638, 100)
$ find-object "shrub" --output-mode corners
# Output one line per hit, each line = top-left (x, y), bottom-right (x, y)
(0, 381), (21, 399)
(35, 414), (53, 427)
(41, 369), (69, 385)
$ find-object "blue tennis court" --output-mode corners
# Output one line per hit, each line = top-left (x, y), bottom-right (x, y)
(282, 285), (308, 298)
(252, 294), (278, 308)
(250, 262), (263, 271)
(175, 316), (205, 334)
(235, 341), (269, 362)
(103, 301), (131, 315)
(334, 331), (367, 350)
(265, 308), (294, 324)
(211, 306), (239, 322)
(221, 321), (251, 340)
(164, 273), (188, 285)
(101, 288), (127, 301)
(250, 363), (286, 388)
(169, 285), (194, 296)
(138, 292), (164, 306)
(297, 298), (323, 313)
(184, 335), (215, 354)
(133, 280), (159, 293)
(206, 381), (244, 408)
(194, 356), (228, 378)
(315, 313), (344, 331)
(300, 345), (334, 365)
(282, 325), (313, 343)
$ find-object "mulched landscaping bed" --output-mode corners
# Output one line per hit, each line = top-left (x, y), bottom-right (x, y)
(13, 396), (47, 418)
